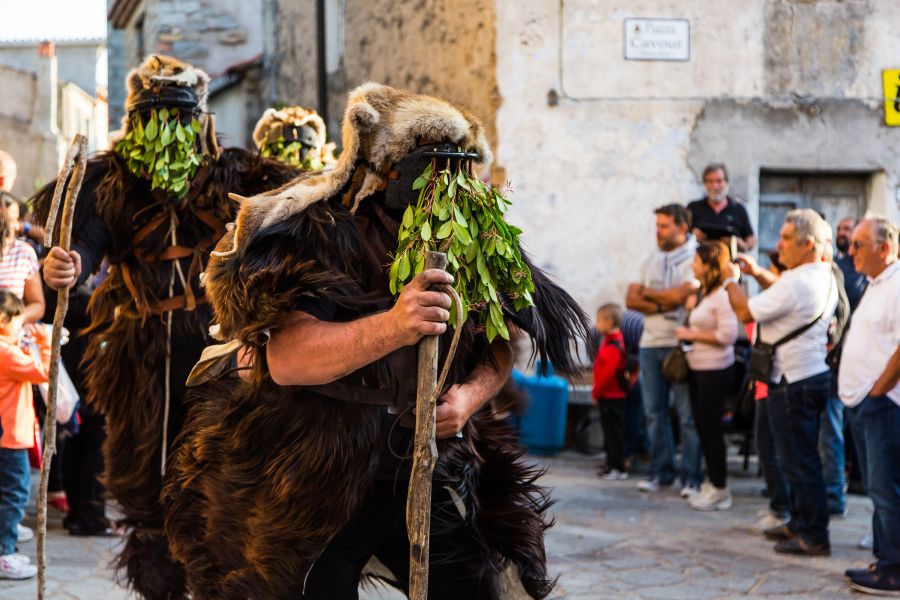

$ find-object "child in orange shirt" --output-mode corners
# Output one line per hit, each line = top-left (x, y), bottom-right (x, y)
(0, 291), (49, 579)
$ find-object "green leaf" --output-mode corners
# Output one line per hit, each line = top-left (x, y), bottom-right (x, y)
(414, 252), (425, 275)
(448, 177), (457, 199)
(160, 124), (173, 146)
(421, 220), (432, 242)
(454, 223), (472, 245)
(398, 253), (411, 281)
(412, 176), (427, 190)
(144, 115), (158, 141)
(389, 258), (400, 294)
(436, 221), (453, 240)
(453, 205), (468, 227)
(191, 119), (202, 133)
(402, 205), (414, 228)
(175, 123), (186, 143)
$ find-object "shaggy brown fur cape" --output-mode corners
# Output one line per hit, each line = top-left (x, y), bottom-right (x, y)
(33, 148), (298, 600)
(162, 84), (591, 599)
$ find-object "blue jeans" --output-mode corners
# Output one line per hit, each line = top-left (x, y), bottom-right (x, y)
(767, 372), (830, 545)
(0, 448), (30, 555)
(623, 380), (648, 458)
(819, 392), (846, 515)
(639, 347), (702, 487)
(754, 395), (790, 517)
(847, 395), (900, 570)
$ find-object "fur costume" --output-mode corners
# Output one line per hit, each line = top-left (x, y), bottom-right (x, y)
(33, 55), (301, 600)
(162, 83), (591, 599)
(252, 106), (337, 168)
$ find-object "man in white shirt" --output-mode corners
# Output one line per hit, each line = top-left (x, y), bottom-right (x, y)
(723, 209), (837, 557)
(838, 217), (900, 596)
(626, 204), (702, 495)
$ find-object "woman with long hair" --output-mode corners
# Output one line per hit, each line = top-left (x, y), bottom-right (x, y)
(676, 241), (739, 510)
(0, 193), (44, 323)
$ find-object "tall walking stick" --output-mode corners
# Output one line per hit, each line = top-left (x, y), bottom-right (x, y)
(407, 251), (464, 600)
(37, 134), (88, 599)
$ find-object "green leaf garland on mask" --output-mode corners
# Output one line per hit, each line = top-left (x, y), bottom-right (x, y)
(260, 138), (326, 170)
(115, 108), (203, 199)
(388, 161), (536, 342)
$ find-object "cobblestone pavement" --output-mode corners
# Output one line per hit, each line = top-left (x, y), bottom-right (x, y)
(1, 451), (873, 599)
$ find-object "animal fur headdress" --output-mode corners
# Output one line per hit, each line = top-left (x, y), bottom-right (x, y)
(125, 54), (210, 113)
(215, 82), (492, 257)
(112, 54), (213, 148)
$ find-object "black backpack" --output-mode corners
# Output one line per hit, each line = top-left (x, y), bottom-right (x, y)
(608, 338), (639, 391)
(826, 262), (853, 370)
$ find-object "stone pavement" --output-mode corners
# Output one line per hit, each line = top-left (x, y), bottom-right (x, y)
(1, 452), (873, 599)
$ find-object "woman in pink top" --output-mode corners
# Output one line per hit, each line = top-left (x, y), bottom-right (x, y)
(0, 195), (44, 323)
(675, 241), (738, 511)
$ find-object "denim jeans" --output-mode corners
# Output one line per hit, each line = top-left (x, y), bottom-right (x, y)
(754, 396), (790, 516)
(818, 392), (846, 515)
(767, 372), (830, 545)
(0, 448), (31, 555)
(639, 347), (702, 487)
(847, 395), (900, 570)
(623, 380), (648, 458)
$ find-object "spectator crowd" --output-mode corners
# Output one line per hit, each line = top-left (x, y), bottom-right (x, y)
(591, 163), (900, 595)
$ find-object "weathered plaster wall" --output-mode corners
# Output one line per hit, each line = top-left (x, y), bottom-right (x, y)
(495, 0), (900, 313)
(0, 66), (62, 197)
(266, 0), (319, 111)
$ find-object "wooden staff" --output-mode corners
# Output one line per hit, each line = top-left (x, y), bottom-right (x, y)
(406, 251), (447, 600)
(37, 134), (88, 600)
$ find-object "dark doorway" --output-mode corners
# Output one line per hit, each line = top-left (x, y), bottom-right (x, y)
(758, 172), (869, 265)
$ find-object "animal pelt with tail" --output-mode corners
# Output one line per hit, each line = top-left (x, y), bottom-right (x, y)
(162, 83), (591, 599)
(32, 147), (300, 600)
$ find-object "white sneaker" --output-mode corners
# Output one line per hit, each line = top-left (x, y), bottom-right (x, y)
(638, 478), (660, 493)
(689, 482), (732, 511)
(16, 524), (33, 543)
(749, 510), (787, 534)
(679, 484), (700, 499)
(602, 469), (629, 481)
(6, 554), (30, 566)
(858, 533), (874, 550)
(0, 554), (37, 579)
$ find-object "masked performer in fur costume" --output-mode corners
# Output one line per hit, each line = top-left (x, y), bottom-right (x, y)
(253, 105), (337, 170)
(36, 54), (299, 599)
(162, 83), (591, 600)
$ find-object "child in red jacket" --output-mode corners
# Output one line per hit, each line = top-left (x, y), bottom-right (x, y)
(593, 303), (628, 480)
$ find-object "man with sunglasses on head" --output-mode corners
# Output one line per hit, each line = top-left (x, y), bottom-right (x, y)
(838, 217), (900, 596)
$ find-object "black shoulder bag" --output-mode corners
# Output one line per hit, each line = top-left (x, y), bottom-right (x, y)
(749, 277), (834, 383)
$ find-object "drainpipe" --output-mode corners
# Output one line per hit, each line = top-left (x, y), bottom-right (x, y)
(316, 0), (328, 127)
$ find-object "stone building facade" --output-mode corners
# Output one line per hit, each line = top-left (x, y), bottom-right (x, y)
(267, 0), (900, 312)
(0, 41), (108, 198)
(108, 0), (900, 313)
(108, 0), (266, 146)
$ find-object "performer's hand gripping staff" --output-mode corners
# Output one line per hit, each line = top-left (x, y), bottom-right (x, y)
(406, 251), (465, 600)
(36, 134), (88, 600)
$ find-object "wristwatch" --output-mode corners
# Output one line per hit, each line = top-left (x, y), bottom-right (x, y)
(722, 277), (739, 288)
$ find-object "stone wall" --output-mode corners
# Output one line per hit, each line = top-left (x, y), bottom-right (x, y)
(0, 65), (61, 197)
(494, 0), (900, 312)
(269, 0), (498, 157)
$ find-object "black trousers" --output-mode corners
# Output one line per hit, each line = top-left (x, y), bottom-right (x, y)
(62, 404), (108, 530)
(303, 480), (495, 600)
(688, 366), (734, 488)
(599, 400), (627, 471)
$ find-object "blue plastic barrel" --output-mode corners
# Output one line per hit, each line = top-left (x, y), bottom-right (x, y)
(515, 363), (568, 455)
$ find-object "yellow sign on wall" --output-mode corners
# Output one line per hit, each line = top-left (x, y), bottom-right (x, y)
(885, 70), (900, 126)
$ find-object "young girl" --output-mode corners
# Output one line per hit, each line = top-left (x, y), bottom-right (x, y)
(0, 291), (50, 579)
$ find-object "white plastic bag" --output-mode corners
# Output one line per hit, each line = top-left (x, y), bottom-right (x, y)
(38, 359), (80, 425)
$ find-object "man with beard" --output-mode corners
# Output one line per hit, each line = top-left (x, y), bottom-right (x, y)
(688, 163), (755, 252)
(37, 55), (299, 599)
